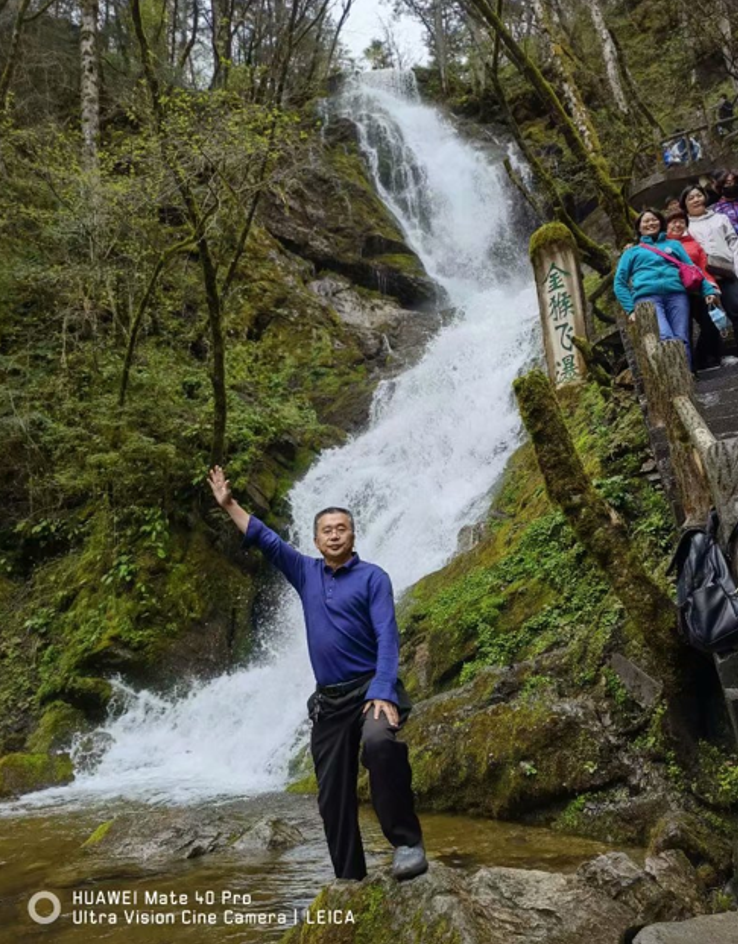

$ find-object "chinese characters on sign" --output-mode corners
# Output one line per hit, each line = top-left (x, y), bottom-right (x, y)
(544, 262), (579, 384)
(531, 232), (587, 388)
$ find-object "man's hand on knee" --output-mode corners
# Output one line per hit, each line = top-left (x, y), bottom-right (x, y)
(363, 699), (399, 727)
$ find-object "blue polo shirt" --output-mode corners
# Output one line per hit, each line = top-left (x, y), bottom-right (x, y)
(242, 516), (400, 704)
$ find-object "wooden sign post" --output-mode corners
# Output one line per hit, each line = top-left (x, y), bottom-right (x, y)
(529, 222), (588, 387)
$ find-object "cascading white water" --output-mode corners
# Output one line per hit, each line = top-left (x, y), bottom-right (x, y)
(2, 71), (538, 813)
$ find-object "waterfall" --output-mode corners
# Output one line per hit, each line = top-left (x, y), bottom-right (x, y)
(3, 71), (538, 812)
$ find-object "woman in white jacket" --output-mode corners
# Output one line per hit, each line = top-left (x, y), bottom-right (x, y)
(681, 184), (738, 330)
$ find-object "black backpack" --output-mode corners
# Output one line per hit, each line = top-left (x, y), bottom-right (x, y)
(667, 509), (738, 654)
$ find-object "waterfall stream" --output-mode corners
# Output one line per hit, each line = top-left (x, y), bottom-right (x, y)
(2, 71), (538, 814)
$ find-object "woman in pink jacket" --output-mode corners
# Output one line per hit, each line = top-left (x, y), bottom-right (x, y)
(666, 209), (722, 368)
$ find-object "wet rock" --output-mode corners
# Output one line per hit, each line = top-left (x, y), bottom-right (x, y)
(643, 851), (705, 918)
(609, 654), (662, 709)
(82, 808), (305, 863)
(308, 275), (442, 370)
(647, 811), (734, 881)
(230, 818), (305, 853)
(552, 776), (682, 847)
(578, 851), (703, 924)
(456, 522), (489, 553)
(259, 140), (439, 310)
(633, 912), (738, 943)
(280, 854), (706, 944)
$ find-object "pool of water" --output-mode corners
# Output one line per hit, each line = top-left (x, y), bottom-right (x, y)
(0, 792), (641, 942)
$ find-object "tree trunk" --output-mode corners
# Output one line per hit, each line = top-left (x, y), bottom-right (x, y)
(531, 0), (597, 153)
(80, 0), (100, 166)
(513, 370), (678, 674)
(433, 0), (448, 96)
(463, 0), (633, 245)
(718, 11), (738, 90)
(587, 0), (629, 114)
(0, 0), (33, 112)
(487, 65), (612, 274)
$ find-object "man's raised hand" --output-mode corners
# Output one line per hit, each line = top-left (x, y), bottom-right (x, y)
(208, 465), (233, 508)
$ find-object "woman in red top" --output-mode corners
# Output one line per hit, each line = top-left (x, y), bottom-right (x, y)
(666, 209), (722, 369)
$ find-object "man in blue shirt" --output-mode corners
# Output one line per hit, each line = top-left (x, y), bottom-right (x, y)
(208, 466), (426, 881)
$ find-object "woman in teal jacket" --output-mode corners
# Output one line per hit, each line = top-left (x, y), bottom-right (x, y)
(614, 209), (718, 368)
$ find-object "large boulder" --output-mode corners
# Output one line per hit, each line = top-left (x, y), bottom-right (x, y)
(633, 912), (738, 943)
(259, 140), (439, 310)
(280, 852), (705, 944)
(399, 666), (632, 820)
(308, 275), (444, 371)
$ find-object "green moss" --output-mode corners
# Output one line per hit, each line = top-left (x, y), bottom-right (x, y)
(529, 221), (577, 259)
(82, 819), (115, 847)
(372, 254), (425, 278)
(0, 751), (74, 798)
(399, 381), (671, 699)
(405, 691), (613, 817)
(691, 743), (738, 810)
(25, 701), (86, 753)
(285, 772), (318, 794)
(279, 881), (461, 944)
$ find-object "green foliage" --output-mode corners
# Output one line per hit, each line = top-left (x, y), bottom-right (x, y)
(694, 743), (738, 809)
(0, 81), (407, 751)
(400, 381), (676, 697)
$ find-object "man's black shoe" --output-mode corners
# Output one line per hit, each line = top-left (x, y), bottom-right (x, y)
(392, 843), (428, 880)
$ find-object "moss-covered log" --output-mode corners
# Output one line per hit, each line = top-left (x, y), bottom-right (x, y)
(513, 370), (676, 668)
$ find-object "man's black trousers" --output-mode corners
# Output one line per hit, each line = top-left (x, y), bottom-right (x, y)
(307, 673), (423, 880)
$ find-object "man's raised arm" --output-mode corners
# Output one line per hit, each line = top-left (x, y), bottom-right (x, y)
(208, 465), (251, 532)
(207, 465), (305, 591)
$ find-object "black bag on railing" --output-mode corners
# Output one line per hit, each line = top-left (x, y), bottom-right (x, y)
(666, 509), (738, 654)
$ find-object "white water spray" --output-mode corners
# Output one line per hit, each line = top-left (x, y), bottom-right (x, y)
(2, 72), (538, 813)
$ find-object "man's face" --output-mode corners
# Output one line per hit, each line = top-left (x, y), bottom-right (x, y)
(314, 512), (354, 565)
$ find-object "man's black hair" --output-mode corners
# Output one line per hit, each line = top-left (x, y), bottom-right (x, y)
(313, 507), (355, 537)
(634, 208), (666, 241)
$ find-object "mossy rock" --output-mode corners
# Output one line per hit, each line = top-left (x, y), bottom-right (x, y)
(551, 781), (679, 847)
(38, 675), (113, 716)
(285, 772), (318, 795)
(0, 751), (74, 798)
(286, 743), (317, 794)
(25, 701), (87, 753)
(280, 877), (462, 944)
(403, 678), (629, 819)
(648, 811), (734, 879)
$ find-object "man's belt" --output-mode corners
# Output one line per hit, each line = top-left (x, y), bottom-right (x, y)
(316, 671), (374, 698)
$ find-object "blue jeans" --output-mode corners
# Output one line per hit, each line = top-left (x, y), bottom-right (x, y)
(640, 293), (692, 369)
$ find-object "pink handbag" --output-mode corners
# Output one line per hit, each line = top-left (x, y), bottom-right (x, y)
(640, 243), (704, 293)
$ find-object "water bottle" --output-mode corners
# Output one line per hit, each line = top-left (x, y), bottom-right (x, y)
(707, 303), (730, 335)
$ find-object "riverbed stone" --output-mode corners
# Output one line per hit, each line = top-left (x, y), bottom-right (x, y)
(81, 807), (306, 862)
(633, 912), (738, 943)
(647, 811), (734, 880)
(280, 854), (706, 944)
